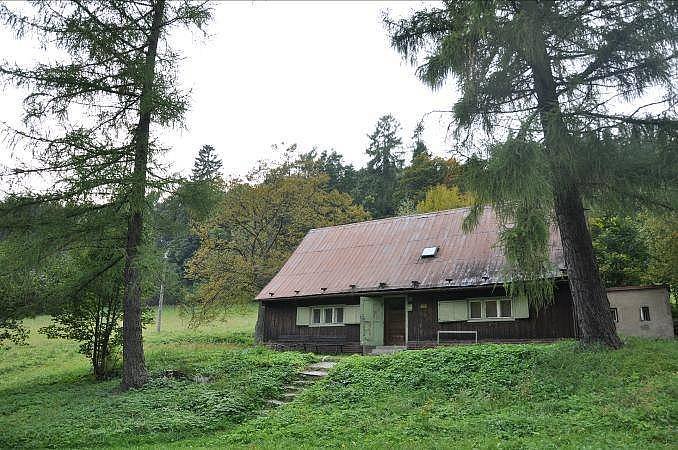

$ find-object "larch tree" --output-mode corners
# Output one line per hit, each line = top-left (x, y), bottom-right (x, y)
(0, 0), (212, 388)
(386, 0), (677, 348)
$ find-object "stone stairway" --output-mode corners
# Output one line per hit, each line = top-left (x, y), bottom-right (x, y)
(265, 361), (336, 407)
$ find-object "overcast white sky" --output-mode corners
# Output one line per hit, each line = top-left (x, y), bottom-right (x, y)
(0, 1), (458, 180)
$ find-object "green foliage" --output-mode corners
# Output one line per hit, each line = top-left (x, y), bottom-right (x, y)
(192, 145), (223, 182)
(39, 255), (125, 380)
(398, 151), (463, 206)
(591, 213), (678, 295)
(186, 167), (369, 321)
(590, 216), (650, 287)
(463, 138), (556, 307)
(0, 307), (314, 448)
(364, 114), (405, 218)
(416, 185), (472, 213)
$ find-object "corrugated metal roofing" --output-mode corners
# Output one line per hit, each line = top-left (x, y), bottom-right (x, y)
(256, 207), (565, 301)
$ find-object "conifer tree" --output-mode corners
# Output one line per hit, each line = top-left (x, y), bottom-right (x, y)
(365, 114), (404, 218)
(386, 0), (677, 347)
(0, 1), (212, 387)
(191, 145), (223, 182)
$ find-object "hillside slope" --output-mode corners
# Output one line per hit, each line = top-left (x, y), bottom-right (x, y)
(177, 339), (678, 449)
(1, 312), (675, 449)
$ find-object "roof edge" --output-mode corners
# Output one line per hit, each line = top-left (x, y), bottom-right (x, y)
(257, 277), (568, 301)
(606, 284), (669, 292)
(306, 206), (477, 233)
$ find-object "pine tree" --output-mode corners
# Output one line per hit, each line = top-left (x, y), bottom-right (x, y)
(0, 1), (213, 387)
(386, 0), (678, 347)
(191, 145), (223, 182)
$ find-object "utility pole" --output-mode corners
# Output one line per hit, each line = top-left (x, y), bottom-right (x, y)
(156, 280), (164, 333)
(156, 251), (168, 333)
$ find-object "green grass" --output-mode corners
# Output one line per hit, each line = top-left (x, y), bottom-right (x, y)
(0, 304), (314, 448)
(1, 307), (676, 449)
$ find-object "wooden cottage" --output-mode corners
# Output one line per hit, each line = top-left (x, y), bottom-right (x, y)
(256, 207), (577, 354)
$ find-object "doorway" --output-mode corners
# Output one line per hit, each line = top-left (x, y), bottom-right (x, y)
(383, 298), (406, 345)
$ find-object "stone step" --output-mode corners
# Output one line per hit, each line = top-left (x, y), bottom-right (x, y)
(283, 385), (301, 391)
(370, 346), (406, 356)
(292, 379), (314, 385)
(282, 392), (298, 399)
(266, 399), (285, 406)
(308, 361), (336, 370)
(300, 370), (328, 377)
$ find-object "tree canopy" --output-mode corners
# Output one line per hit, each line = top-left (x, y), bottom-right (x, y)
(386, 0), (678, 347)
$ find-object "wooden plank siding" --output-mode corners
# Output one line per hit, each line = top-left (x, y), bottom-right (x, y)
(406, 282), (576, 349)
(262, 297), (362, 354)
(261, 282), (576, 354)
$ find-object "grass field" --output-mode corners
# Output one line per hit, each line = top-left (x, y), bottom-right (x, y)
(1, 305), (676, 449)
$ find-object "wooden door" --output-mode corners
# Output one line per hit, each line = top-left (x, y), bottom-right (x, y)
(384, 299), (405, 345)
(360, 297), (384, 346)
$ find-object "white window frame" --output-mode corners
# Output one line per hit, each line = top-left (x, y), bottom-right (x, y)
(467, 298), (514, 322)
(640, 305), (651, 322)
(309, 305), (346, 327)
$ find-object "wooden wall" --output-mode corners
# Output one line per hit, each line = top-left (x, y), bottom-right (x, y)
(261, 282), (576, 353)
(407, 282), (576, 348)
(262, 297), (362, 354)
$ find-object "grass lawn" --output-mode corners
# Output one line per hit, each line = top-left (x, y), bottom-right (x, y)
(1, 305), (676, 449)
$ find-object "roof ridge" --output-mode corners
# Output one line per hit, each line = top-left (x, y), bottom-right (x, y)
(308, 206), (479, 232)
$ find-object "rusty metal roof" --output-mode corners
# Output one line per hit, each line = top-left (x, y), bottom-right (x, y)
(256, 207), (565, 301)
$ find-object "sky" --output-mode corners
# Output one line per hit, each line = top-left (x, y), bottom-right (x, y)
(0, 1), (459, 181)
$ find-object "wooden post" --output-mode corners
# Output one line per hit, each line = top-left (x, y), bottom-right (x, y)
(156, 281), (164, 333)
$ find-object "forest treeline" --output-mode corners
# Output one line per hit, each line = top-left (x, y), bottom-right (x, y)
(2, 112), (675, 379)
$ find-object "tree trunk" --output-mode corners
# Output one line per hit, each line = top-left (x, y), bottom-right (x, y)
(121, 0), (166, 390)
(553, 182), (623, 348)
(522, 0), (622, 348)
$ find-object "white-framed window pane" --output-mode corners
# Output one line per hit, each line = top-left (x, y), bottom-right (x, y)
(324, 308), (333, 324)
(640, 306), (650, 321)
(500, 300), (512, 318)
(610, 307), (618, 322)
(485, 300), (498, 318)
(470, 302), (482, 319)
(312, 308), (321, 324)
(335, 307), (344, 324)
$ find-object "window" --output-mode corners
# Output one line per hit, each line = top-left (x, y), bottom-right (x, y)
(310, 306), (345, 326)
(335, 307), (344, 323)
(468, 298), (513, 321)
(500, 300), (512, 318)
(485, 300), (498, 318)
(421, 246), (438, 258)
(610, 307), (618, 322)
(640, 306), (651, 321)
(469, 301), (482, 319)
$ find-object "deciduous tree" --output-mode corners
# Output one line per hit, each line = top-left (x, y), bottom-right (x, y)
(0, 0), (213, 387)
(386, 0), (678, 347)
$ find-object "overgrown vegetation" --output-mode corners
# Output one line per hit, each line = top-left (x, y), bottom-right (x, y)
(0, 306), (312, 449)
(197, 340), (678, 449)
(1, 310), (675, 449)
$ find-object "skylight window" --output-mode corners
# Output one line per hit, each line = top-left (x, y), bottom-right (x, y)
(421, 246), (438, 258)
